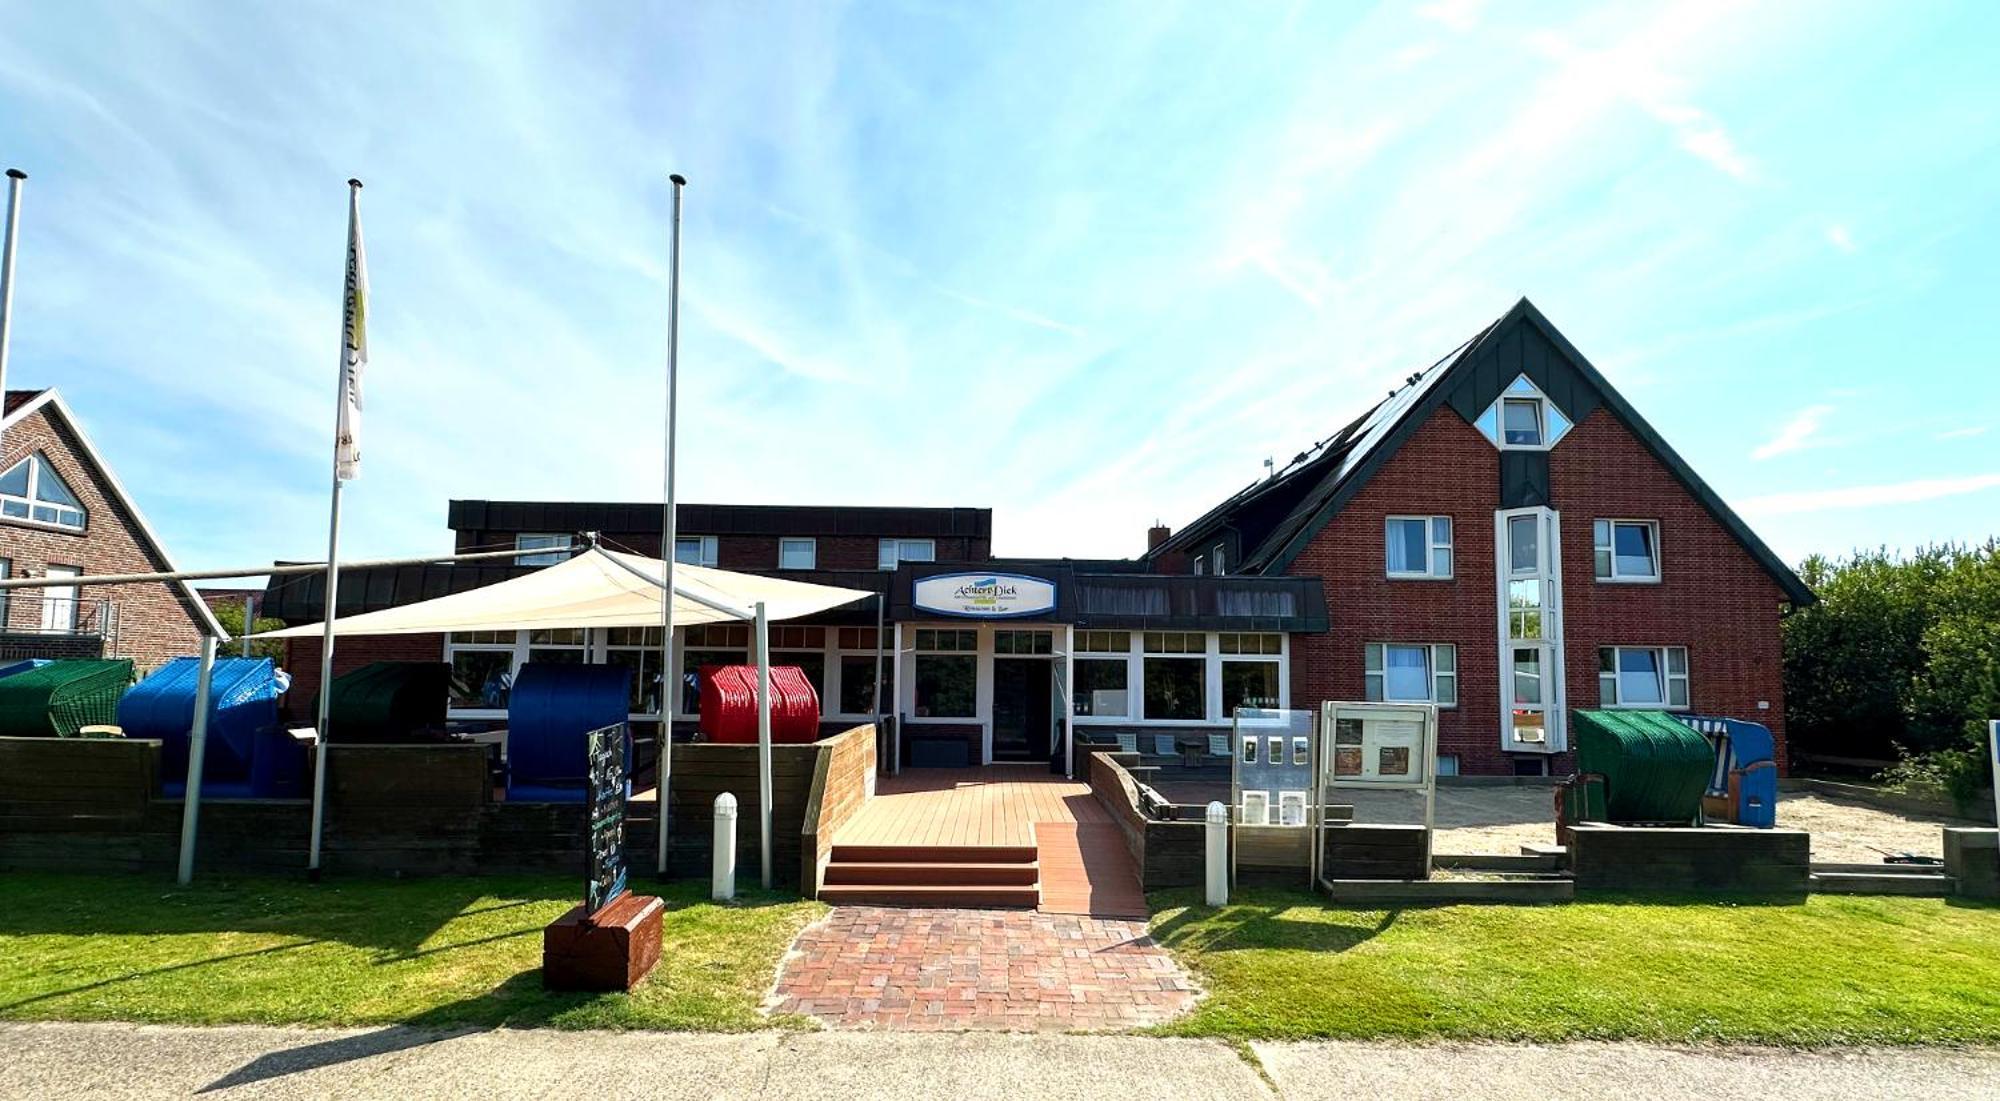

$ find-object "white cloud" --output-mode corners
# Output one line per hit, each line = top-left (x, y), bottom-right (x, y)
(1751, 404), (1834, 460)
(1739, 473), (2000, 516)
(1825, 224), (1857, 253)
(1935, 425), (1987, 440)
(1418, 0), (1485, 33)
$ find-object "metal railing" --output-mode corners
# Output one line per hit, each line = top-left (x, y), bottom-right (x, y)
(0, 594), (118, 641)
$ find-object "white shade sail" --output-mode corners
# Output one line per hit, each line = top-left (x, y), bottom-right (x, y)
(261, 547), (872, 638)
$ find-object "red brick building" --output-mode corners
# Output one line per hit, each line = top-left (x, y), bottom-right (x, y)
(266, 301), (1808, 777)
(1149, 299), (1812, 775)
(0, 389), (222, 670)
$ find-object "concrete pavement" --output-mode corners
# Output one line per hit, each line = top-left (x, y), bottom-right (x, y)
(3, 1021), (1998, 1100)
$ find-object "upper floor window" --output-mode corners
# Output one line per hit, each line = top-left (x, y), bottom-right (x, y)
(1474, 376), (1574, 452)
(878, 538), (935, 570)
(1192, 555), (1206, 576)
(1593, 520), (1660, 581)
(514, 533), (573, 566)
(1364, 642), (1457, 706)
(1385, 516), (1452, 579)
(0, 452), (87, 531)
(675, 535), (718, 567)
(779, 538), (816, 570)
(1598, 645), (1688, 708)
(1212, 545), (1228, 576)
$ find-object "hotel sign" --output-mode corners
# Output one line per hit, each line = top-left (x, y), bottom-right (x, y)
(913, 572), (1057, 619)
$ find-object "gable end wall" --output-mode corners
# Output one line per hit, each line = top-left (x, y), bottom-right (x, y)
(0, 406), (206, 671)
(1286, 403), (1787, 775)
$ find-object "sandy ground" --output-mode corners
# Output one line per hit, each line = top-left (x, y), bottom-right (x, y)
(6, 1022), (1999, 1101)
(1342, 786), (1972, 862)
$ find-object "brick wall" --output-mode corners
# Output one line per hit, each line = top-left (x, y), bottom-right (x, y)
(0, 402), (207, 672)
(1550, 410), (1789, 765)
(1288, 404), (1789, 775)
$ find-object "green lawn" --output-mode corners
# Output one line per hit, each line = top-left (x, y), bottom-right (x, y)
(1149, 888), (2000, 1045)
(0, 874), (825, 1031)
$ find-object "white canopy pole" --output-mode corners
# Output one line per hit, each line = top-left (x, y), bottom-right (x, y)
(176, 635), (217, 886)
(657, 172), (686, 878)
(755, 599), (773, 889)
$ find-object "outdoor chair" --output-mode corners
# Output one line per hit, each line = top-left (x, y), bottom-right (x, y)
(1115, 731), (1139, 755)
(1152, 733), (1178, 760)
(1207, 733), (1230, 760)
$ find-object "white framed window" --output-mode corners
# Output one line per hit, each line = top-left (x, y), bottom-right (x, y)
(0, 452), (87, 531)
(1192, 555), (1206, 576)
(1593, 520), (1660, 582)
(1473, 375), (1574, 452)
(778, 537), (816, 570)
(1073, 629), (1132, 718)
(675, 535), (718, 567)
(912, 627), (976, 718)
(1598, 646), (1690, 709)
(1219, 632), (1283, 717)
(878, 538), (936, 570)
(833, 626), (890, 717)
(1142, 630), (1208, 721)
(1385, 515), (1452, 579)
(513, 533), (572, 566)
(1363, 642), (1456, 706)
(602, 626), (665, 716)
(445, 630), (519, 712)
(1212, 545), (1228, 576)
(770, 624), (827, 702)
(1496, 506), (1565, 752)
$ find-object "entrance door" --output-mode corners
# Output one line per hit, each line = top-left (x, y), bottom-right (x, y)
(40, 566), (79, 633)
(991, 658), (1054, 761)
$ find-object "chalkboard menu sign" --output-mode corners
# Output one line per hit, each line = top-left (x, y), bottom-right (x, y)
(585, 723), (629, 916)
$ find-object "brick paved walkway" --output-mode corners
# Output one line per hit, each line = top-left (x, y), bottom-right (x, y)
(766, 907), (1198, 1031)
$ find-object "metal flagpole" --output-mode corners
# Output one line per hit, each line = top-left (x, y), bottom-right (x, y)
(176, 635), (217, 885)
(656, 172), (686, 877)
(755, 600), (773, 889)
(308, 178), (366, 880)
(241, 595), (255, 658)
(0, 169), (26, 456)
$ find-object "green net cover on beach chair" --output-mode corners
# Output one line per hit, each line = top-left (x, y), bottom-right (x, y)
(0, 659), (136, 738)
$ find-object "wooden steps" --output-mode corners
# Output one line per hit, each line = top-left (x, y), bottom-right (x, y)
(821, 844), (1040, 908)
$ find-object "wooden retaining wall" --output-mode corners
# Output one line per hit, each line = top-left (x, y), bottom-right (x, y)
(1569, 824), (1810, 893)
(1322, 823), (1430, 880)
(0, 736), (162, 872)
(799, 724), (877, 896)
(1087, 751), (1208, 888)
(1944, 828), (1998, 900)
(0, 726), (881, 893)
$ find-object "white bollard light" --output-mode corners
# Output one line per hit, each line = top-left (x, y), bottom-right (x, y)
(712, 792), (738, 901)
(1205, 800), (1229, 907)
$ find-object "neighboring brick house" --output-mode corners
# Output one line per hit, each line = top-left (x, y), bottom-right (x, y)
(0, 389), (223, 669)
(1148, 298), (1813, 776)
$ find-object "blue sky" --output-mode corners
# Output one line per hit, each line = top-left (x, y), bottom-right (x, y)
(0, 0), (1995, 573)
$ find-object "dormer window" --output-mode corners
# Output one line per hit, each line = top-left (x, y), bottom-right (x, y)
(0, 453), (87, 531)
(1475, 376), (1573, 451)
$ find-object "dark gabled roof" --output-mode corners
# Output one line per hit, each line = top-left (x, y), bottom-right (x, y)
(1152, 298), (1815, 607)
(448, 500), (991, 540)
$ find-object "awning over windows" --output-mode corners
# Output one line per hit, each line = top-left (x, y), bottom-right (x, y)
(260, 547), (873, 638)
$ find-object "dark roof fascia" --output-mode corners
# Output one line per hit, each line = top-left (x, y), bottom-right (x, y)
(448, 500), (992, 540)
(1506, 300), (1815, 606)
(1251, 299), (1815, 606)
